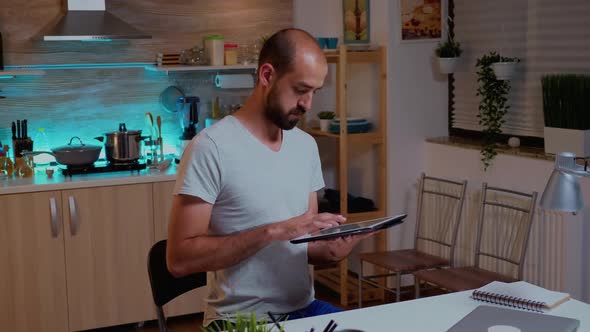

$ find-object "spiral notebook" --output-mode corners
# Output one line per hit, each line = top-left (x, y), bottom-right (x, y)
(471, 281), (571, 313)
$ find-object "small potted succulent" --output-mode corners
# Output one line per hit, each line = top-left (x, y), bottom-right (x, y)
(435, 37), (462, 74)
(491, 56), (520, 80)
(318, 111), (336, 132)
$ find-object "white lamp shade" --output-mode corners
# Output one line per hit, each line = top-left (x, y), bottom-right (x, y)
(540, 169), (584, 213)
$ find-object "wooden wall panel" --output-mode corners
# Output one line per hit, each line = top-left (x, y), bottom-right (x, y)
(1, 0), (292, 64)
(0, 0), (292, 156)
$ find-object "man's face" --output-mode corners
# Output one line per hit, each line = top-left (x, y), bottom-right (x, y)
(264, 53), (328, 130)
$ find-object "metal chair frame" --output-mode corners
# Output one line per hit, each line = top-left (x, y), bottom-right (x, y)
(415, 183), (538, 297)
(358, 173), (467, 306)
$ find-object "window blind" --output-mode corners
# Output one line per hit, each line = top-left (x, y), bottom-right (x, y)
(451, 0), (590, 138)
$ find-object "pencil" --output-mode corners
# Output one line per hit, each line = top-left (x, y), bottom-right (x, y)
(267, 311), (283, 331)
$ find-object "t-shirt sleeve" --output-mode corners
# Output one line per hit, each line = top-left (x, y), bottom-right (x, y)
(173, 133), (222, 204)
(310, 138), (325, 192)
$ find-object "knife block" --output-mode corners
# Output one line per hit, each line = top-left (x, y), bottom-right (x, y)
(12, 138), (33, 159)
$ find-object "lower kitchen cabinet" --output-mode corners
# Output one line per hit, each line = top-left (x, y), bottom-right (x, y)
(153, 181), (208, 318)
(0, 181), (208, 332)
(62, 184), (155, 331)
(0, 191), (69, 332)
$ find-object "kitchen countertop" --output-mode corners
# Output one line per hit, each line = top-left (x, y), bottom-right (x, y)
(0, 164), (178, 195)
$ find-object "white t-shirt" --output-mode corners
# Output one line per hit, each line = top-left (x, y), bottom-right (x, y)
(173, 115), (325, 325)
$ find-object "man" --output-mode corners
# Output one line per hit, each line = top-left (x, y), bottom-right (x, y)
(167, 28), (374, 328)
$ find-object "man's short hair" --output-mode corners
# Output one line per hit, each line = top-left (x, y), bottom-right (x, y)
(257, 28), (318, 78)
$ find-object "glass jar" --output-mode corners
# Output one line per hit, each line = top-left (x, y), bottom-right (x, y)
(224, 44), (238, 65)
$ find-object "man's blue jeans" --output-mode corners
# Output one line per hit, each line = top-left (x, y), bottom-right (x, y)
(281, 299), (342, 320)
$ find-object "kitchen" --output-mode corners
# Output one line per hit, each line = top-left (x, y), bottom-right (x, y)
(2, 0), (590, 332)
(0, 1), (291, 331)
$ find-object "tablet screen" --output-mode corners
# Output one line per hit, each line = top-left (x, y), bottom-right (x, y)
(311, 216), (401, 237)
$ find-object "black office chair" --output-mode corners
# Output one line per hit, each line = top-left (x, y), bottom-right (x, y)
(147, 239), (207, 332)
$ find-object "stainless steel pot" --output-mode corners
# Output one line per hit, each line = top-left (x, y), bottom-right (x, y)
(95, 124), (145, 163)
(23, 136), (102, 166)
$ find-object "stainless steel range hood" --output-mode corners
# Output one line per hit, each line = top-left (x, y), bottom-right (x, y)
(43, 0), (151, 41)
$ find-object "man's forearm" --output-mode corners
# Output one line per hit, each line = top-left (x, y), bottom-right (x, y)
(167, 224), (273, 277)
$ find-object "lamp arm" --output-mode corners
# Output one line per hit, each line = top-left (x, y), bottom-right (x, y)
(556, 166), (590, 177)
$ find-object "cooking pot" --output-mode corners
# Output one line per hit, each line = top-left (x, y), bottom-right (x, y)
(22, 136), (102, 166)
(95, 123), (146, 163)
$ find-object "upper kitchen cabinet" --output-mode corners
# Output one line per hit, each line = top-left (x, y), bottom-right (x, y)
(0, 191), (69, 332)
(62, 184), (155, 331)
(153, 181), (208, 318)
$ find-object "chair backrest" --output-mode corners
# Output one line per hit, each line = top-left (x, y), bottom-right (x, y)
(474, 183), (538, 280)
(414, 173), (468, 266)
(147, 239), (207, 307)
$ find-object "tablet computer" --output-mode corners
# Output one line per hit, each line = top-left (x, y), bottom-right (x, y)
(290, 214), (407, 244)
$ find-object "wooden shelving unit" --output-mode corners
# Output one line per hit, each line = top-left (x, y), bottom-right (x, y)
(306, 45), (388, 307)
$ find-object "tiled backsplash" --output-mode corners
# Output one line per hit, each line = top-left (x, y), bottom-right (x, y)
(0, 69), (250, 158)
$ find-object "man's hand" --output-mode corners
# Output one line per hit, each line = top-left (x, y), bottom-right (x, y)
(267, 211), (346, 241)
(308, 230), (380, 265)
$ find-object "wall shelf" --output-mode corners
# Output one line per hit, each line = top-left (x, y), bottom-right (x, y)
(144, 64), (257, 74)
(0, 70), (46, 78)
(305, 128), (383, 144)
(324, 48), (382, 64)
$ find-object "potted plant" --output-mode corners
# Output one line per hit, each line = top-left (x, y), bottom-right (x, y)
(542, 74), (590, 156)
(203, 312), (284, 332)
(435, 37), (462, 74)
(318, 111), (336, 132)
(491, 56), (520, 80)
(476, 52), (514, 170)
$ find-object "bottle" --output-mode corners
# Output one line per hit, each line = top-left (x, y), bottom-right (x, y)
(0, 31), (4, 70)
(33, 127), (52, 171)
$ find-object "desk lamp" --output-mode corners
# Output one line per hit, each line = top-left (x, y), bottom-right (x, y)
(540, 152), (587, 213)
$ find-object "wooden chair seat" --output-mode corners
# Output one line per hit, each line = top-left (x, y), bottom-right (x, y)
(359, 249), (450, 273)
(414, 266), (518, 292)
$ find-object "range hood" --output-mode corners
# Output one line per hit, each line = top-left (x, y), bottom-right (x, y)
(43, 0), (151, 41)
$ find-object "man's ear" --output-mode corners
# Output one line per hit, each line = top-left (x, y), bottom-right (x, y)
(258, 63), (275, 87)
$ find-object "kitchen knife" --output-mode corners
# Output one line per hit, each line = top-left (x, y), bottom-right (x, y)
(16, 120), (21, 139)
(11, 121), (16, 139)
(22, 119), (27, 139)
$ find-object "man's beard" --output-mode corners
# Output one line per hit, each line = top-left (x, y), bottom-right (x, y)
(264, 87), (307, 130)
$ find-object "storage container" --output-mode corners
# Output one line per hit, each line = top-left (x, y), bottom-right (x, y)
(203, 35), (225, 66)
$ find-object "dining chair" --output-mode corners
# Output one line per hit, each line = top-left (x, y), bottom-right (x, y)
(358, 173), (467, 306)
(414, 183), (538, 296)
(147, 239), (207, 332)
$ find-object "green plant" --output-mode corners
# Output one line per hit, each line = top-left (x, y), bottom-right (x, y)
(203, 312), (284, 332)
(435, 38), (462, 58)
(542, 74), (590, 130)
(476, 52), (514, 170)
(496, 56), (520, 63)
(318, 111), (336, 120)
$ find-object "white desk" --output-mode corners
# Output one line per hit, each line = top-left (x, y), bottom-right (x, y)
(280, 291), (590, 332)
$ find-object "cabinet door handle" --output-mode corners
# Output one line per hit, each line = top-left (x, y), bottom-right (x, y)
(49, 197), (61, 238)
(68, 195), (80, 236)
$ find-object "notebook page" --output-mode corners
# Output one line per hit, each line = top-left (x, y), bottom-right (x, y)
(476, 281), (570, 308)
